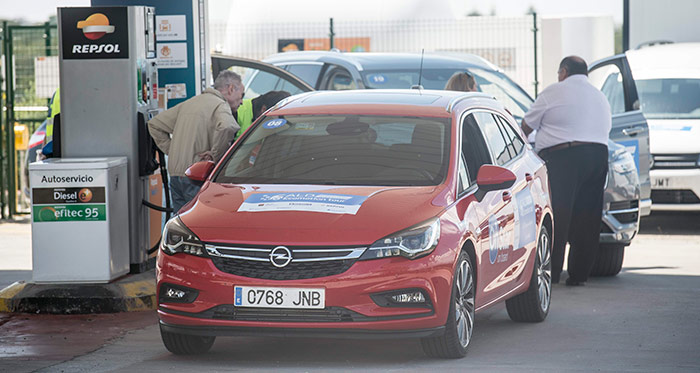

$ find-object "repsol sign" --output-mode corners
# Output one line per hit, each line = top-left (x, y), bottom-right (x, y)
(60, 7), (129, 60)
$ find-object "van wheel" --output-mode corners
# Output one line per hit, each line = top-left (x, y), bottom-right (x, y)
(506, 226), (551, 322)
(421, 250), (475, 359)
(590, 244), (624, 276)
(160, 324), (215, 355)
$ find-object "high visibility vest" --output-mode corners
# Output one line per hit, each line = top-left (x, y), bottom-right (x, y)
(42, 88), (60, 156)
(235, 98), (253, 138)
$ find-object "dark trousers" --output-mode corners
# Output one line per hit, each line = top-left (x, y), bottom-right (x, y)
(539, 143), (608, 283)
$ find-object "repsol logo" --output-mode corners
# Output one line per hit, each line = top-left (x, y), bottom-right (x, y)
(71, 44), (121, 54)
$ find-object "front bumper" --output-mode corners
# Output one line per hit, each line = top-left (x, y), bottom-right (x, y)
(159, 321), (446, 339)
(650, 168), (700, 211)
(156, 246), (455, 333)
(600, 206), (639, 245)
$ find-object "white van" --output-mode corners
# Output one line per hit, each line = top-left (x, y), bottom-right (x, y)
(626, 43), (700, 211)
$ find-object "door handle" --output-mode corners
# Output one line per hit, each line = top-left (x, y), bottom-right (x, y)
(622, 126), (645, 136)
(525, 173), (533, 182)
(502, 191), (512, 202)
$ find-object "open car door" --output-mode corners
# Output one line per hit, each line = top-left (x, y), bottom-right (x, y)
(589, 55), (652, 216)
(211, 54), (314, 100)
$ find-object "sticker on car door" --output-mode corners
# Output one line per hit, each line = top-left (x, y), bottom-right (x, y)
(513, 186), (536, 250)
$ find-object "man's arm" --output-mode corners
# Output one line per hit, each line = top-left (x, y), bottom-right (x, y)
(148, 106), (179, 155)
(210, 106), (240, 162)
(521, 119), (534, 136)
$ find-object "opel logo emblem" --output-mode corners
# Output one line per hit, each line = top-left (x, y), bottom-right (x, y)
(269, 246), (292, 268)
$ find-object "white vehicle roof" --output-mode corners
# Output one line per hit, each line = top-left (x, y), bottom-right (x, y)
(626, 42), (700, 79)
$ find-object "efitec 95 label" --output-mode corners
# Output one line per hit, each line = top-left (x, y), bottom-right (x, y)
(33, 204), (106, 222)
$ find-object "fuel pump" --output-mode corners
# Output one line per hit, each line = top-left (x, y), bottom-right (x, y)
(53, 6), (163, 274)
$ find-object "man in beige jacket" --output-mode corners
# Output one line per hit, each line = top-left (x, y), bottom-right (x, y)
(148, 70), (243, 213)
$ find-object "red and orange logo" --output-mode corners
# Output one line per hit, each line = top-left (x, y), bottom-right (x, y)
(78, 188), (93, 203)
(77, 13), (115, 40)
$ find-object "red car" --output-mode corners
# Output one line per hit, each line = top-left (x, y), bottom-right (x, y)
(157, 89), (553, 358)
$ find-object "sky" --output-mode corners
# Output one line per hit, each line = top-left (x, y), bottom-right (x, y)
(1, 0), (623, 25)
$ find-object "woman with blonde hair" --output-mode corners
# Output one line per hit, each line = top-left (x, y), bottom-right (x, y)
(445, 71), (479, 92)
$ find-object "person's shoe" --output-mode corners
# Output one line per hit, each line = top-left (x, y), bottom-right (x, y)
(565, 278), (585, 286)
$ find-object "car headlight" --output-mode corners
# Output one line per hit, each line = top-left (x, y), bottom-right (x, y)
(610, 149), (636, 174)
(360, 218), (440, 260)
(161, 217), (207, 257)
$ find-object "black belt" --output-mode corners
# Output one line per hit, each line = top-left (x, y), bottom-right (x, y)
(538, 141), (597, 157)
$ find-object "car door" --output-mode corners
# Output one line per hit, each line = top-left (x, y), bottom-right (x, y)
(211, 54), (314, 99)
(589, 55), (651, 215)
(468, 111), (519, 304)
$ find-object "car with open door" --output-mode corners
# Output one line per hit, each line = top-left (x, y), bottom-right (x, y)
(598, 43), (700, 212)
(156, 89), (553, 358)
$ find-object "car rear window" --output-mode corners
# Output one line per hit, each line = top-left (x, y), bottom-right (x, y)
(215, 115), (451, 186)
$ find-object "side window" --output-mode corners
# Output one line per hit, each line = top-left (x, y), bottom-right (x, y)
(286, 64), (323, 88)
(324, 66), (357, 90)
(589, 64), (625, 115)
(458, 156), (470, 194)
(462, 113), (492, 185)
(475, 112), (511, 166)
(496, 115), (525, 157)
(244, 69), (284, 99)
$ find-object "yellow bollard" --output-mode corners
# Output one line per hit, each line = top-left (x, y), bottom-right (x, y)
(14, 124), (29, 151)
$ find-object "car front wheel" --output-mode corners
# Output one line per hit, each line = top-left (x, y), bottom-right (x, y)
(421, 250), (475, 359)
(160, 324), (216, 355)
(590, 243), (624, 276)
(506, 226), (551, 322)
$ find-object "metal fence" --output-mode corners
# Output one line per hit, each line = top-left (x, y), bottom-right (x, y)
(1, 15), (542, 218)
(1, 22), (59, 218)
(210, 15), (542, 97)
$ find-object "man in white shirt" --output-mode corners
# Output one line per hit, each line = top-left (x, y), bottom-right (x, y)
(521, 56), (611, 286)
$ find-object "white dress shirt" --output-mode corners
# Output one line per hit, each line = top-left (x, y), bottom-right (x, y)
(524, 74), (612, 151)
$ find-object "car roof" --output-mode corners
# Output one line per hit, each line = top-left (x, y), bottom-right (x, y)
(264, 51), (501, 72)
(626, 42), (700, 79)
(271, 89), (499, 118)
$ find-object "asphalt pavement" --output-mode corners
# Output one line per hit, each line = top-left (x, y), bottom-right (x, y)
(1, 212), (699, 372)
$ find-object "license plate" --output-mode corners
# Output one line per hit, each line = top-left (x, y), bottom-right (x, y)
(234, 286), (325, 309)
(652, 177), (673, 189)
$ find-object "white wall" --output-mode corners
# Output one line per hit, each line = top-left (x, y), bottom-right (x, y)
(541, 16), (614, 89)
(629, 0), (700, 49)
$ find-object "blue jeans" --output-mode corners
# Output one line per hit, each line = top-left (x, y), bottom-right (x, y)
(170, 176), (201, 214)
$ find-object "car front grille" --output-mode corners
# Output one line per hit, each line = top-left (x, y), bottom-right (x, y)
(608, 200), (639, 223)
(651, 154), (699, 169)
(210, 305), (366, 322)
(651, 189), (700, 204)
(205, 244), (366, 280)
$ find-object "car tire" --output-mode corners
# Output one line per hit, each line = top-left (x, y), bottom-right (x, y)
(506, 226), (551, 322)
(421, 250), (475, 359)
(160, 325), (215, 355)
(590, 244), (624, 277)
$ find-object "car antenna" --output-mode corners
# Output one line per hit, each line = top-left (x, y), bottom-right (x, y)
(411, 49), (425, 91)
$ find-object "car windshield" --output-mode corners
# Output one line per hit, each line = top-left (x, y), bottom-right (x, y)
(214, 115), (451, 186)
(361, 67), (532, 119)
(636, 79), (700, 119)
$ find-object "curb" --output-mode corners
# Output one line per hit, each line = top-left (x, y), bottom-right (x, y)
(0, 270), (156, 314)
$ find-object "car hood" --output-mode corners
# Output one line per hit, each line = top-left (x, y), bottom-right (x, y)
(179, 183), (450, 246)
(648, 119), (700, 154)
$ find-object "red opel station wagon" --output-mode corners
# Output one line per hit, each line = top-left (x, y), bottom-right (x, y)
(156, 89), (553, 358)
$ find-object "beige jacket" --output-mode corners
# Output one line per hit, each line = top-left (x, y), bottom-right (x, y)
(148, 88), (239, 176)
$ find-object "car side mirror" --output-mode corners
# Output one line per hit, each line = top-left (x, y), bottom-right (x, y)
(474, 164), (516, 201)
(185, 161), (216, 183)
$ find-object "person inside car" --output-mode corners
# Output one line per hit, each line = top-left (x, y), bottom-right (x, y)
(445, 71), (479, 92)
